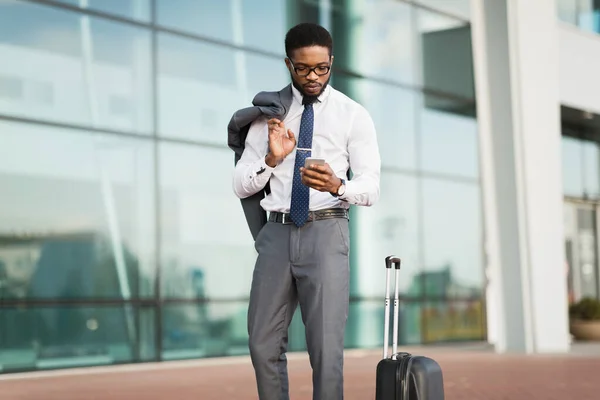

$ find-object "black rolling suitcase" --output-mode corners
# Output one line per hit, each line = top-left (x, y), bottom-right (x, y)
(375, 255), (445, 400)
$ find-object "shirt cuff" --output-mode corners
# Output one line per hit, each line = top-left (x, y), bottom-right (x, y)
(248, 156), (274, 182)
(338, 180), (365, 205)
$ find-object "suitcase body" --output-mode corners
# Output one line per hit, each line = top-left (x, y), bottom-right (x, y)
(375, 256), (445, 400)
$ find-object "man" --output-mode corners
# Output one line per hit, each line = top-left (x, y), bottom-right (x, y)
(232, 23), (381, 400)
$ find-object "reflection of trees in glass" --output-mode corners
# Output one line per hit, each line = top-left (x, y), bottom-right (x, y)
(0, 231), (150, 356)
(422, 301), (484, 342)
(407, 263), (481, 298)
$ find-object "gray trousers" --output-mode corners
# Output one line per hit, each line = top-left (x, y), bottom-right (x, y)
(247, 217), (350, 400)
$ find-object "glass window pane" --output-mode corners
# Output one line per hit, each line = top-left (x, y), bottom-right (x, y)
(0, 305), (153, 372)
(159, 144), (255, 299)
(0, 0), (153, 134)
(413, 0), (471, 20)
(344, 300), (423, 349)
(562, 136), (584, 197)
(157, 33), (288, 144)
(422, 300), (485, 343)
(352, 173), (421, 297)
(417, 10), (474, 100)
(162, 302), (248, 359)
(330, 0), (414, 85)
(557, 0), (579, 25)
(0, 121), (156, 299)
(335, 76), (417, 170)
(419, 95), (479, 179)
(582, 140), (600, 198)
(422, 179), (483, 298)
(156, 0), (292, 54)
(53, 0), (151, 22)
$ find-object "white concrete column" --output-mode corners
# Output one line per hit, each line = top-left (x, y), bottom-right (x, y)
(470, 0), (570, 353)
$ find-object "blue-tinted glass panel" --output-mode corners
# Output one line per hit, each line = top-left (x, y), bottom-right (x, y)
(0, 0), (153, 134)
(352, 173), (421, 296)
(157, 33), (288, 144)
(557, 0), (579, 25)
(414, 0), (471, 20)
(162, 302), (248, 359)
(334, 75), (417, 170)
(0, 305), (154, 372)
(330, 0), (414, 85)
(421, 179), (483, 298)
(0, 121), (156, 299)
(418, 10), (474, 100)
(159, 144), (256, 298)
(582, 140), (600, 198)
(419, 95), (479, 179)
(53, 0), (151, 22)
(562, 136), (584, 197)
(156, 0), (290, 54)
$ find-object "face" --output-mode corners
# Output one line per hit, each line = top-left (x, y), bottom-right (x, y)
(285, 45), (333, 98)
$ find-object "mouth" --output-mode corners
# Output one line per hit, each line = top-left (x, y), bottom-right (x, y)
(303, 83), (321, 93)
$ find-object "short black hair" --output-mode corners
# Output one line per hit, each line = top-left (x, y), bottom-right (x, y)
(285, 23), (333, 59)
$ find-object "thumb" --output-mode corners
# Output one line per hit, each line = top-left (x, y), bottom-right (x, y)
(287, 129), (296, 142)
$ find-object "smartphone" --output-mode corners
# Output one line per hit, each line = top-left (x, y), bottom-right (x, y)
(304, 157), (326, 168)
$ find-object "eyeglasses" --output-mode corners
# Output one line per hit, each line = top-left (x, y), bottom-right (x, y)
(288, 59), (331, 77)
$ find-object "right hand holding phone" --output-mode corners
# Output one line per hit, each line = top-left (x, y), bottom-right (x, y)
(266, 118), (296, 167)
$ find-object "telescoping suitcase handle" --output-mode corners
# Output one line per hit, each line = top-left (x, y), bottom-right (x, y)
(383, 255), (405, 360)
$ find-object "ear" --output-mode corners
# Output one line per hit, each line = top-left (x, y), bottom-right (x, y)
(285, 57), (292, 69)
(330, 55), (334, 67)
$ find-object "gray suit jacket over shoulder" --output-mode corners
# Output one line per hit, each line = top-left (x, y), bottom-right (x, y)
(227, 84), (294, 240)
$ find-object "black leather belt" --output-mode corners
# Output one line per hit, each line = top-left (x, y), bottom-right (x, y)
(268, 208), (349, 224)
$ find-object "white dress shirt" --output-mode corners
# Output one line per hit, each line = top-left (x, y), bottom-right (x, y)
(232, 84), (381, 213)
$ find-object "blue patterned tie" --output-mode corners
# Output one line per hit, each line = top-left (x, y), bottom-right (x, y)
(289, 103), (314, 227)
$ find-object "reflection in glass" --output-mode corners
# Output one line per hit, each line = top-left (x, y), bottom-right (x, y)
(0, 305), (152, 371)
(562, 136), (585, 197)
(162, 302), (249, 359)
(331, 0), (413, 84)
(419, 95), (479, 179)
(334, 75), (417, 170)
(422, 178), (483, 297)
(413, 0), (471, 20)
(422, 300), (485, 343)
(557, 0), (579, 25)
(159, 144), (256, 299)
(156, 0), (293, 54)
(417, 9), (474, 100)
(157, 33), (288, 143)
(53, 0), (151, 21)
(582, 140), (600, 198)
(289, 300), (423, 351)
(0, 121), (156, 299)
(353, 173), (420, 297)
(0, 0), (152, 134)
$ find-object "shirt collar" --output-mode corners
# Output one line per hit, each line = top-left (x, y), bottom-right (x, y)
(291, 84), (331, 106)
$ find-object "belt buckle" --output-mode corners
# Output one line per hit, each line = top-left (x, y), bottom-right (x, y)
(281, 213), (290, 224)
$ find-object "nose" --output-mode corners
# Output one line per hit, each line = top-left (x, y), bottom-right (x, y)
(306, 69), (319, 80)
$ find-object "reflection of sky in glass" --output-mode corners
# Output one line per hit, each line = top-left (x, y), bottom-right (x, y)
(414, 0), (470, 20)
(156, 0), (287, 54)
(0, 120), (157, 287)
(0, 0), (153, 133)
(53, 0), (151, 21)
(422, 178), (482, 291)
(562, 136), (600, 198)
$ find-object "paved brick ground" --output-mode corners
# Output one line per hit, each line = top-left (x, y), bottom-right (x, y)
(2, 346), (600, 399)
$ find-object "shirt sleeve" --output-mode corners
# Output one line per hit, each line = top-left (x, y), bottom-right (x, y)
(338, 104), (381, 206)
(232, 117), (275, 199)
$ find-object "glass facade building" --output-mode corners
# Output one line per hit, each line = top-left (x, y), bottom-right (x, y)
(0, 0), (483, 373)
